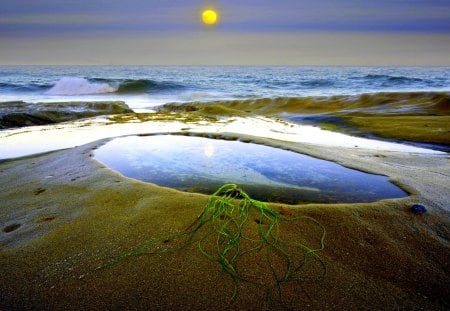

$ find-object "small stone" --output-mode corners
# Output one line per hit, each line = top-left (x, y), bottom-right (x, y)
(410, 204), (427, 214)
(33, 188), (46, 195)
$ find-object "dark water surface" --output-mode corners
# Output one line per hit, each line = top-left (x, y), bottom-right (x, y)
(94, 135), (408, 204)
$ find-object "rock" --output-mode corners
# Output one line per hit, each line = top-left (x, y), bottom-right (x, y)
(0, 101), (133, 129)
(410, 204), (427, 214)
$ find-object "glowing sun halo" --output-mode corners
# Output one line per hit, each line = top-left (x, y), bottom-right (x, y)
(202, 9), (218, 25)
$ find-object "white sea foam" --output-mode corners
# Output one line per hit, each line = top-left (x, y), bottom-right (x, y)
(45, 77), (117, 95)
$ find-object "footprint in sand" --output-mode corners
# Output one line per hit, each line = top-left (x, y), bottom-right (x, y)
(3, 223), (21, 233)
(38, 216), (56, 222)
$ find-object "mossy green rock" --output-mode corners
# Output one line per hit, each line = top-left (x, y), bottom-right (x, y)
(0, 101), (133, 129)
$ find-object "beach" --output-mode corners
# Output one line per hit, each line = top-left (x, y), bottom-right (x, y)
(2, 0), (450, 305)
(0, 105), (449, 310)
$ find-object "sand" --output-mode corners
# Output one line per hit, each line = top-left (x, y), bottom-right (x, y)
(0, 115), (449, 310)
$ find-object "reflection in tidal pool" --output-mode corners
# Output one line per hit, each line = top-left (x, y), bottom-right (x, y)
(94, 135), (407, 204)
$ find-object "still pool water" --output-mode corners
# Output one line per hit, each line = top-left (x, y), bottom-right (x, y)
(94, 135), (408, 204)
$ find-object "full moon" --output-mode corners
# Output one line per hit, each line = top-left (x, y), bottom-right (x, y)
(202, 9), (218, 25)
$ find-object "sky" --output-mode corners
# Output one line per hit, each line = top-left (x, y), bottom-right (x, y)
(0, 0), (449, 65)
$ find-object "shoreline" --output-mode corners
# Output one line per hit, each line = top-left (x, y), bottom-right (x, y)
(0, 114), (445, 160)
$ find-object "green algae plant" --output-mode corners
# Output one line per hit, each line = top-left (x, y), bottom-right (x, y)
(110, 183), (326, 304)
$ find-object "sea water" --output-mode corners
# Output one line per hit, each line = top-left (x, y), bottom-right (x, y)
(1, 66), (449, 110)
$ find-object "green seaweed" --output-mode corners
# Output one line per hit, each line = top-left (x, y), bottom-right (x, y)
(106, 183), (326, 305)
(107, 112), (217, 124)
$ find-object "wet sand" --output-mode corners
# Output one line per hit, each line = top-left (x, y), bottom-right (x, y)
(0, 115), (449, 310)
(159, 92), (450, 148)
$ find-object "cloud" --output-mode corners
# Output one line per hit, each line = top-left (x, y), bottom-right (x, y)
(0, 14), (120, 25)
(219, 3), (450, 32)
(0, 0), (449, 65)
(0, 0), (449, 37)
(1, 31), (449, 65)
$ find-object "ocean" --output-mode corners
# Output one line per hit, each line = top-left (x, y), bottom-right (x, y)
(1, 66), (449, 110)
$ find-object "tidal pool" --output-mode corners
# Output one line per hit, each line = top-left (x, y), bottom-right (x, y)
(94, 135), (408, 204)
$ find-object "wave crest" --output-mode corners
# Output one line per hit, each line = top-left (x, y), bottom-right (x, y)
(117, 79), (161, 94)
(45, 77), (117, 95)
(362, 74), (424, 84)
(44, 77), (184, 95)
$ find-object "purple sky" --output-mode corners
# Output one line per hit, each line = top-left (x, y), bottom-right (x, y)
(1, 0), (449, 65)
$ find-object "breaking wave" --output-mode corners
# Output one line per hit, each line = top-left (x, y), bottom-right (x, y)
(45, 77), (116, 95)
(43, 77), (184, 95)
